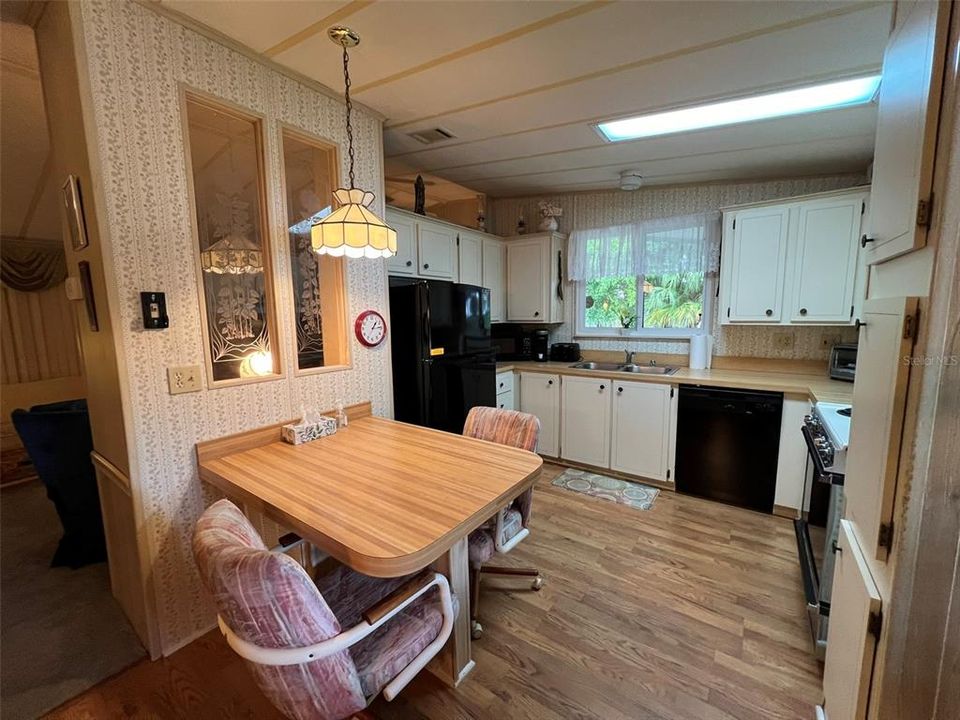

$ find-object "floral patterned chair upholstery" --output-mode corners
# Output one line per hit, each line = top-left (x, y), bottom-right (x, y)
(463, 406), (543, 639)
(192, 499), (457, 720)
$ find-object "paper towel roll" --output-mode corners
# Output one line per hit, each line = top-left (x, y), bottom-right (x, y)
(689, 334), (709, 370)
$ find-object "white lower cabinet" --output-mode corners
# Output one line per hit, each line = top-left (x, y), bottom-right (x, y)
(560, 376), (612, 468)
(610, 381), (674, 482)
(496, 388), (514, 411)
(518, 372), (559, 457)
(495, 370), (514, 411)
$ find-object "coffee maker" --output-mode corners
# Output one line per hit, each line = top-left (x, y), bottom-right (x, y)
(532, 329), (550, 362)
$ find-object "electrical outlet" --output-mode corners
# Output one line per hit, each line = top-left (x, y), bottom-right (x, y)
(820, 332), (843, 349)
(773, 332), (795, 349)
(167, 365), (202, 394)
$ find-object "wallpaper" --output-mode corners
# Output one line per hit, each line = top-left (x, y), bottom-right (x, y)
(488, 175), (865, 360)
(77, 0), (392, 652)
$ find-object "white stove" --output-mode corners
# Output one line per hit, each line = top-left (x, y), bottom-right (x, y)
(804, 402), (852, 477)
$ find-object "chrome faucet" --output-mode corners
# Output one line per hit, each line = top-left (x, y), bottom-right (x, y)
(649, 359), (657, 367)
(624, 349), (635, 364)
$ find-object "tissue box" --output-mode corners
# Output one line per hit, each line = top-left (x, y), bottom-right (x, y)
(281, 415), (338, 445)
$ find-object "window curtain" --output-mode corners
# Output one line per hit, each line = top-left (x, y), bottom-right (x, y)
(567, 211), (721, 281)
(1, 237), (67, 292)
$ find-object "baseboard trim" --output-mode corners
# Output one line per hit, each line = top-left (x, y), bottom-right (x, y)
(773, 504), (800, 519)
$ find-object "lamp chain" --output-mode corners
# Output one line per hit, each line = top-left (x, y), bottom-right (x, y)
(342, 45), (356, 190)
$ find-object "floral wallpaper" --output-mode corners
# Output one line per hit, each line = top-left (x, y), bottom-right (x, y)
(77, 0), (392, 652)
(488, 175), (866, 360)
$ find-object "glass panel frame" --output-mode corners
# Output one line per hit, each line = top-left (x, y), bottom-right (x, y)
(182, 89), (282, 386)
(278, 124), (351, 375)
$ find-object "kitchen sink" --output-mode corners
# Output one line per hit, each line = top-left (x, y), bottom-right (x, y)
(570, 361), (679, 375)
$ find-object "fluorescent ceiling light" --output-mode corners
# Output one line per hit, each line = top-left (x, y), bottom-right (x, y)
(596, 75), (881, 142)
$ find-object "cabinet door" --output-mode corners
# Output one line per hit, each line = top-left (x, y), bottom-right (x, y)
(560, 375), (612, 468)
(418, 224), (457, 279)
(821, 520), (882, 720)
(458, 231), (483, 286)
(482, 238), (506, 323)
(866, 0), (950, 264)
(518, 373), (559, 457)
(845, 296), (919, 561)
(496, 388), (515, 412)
(790, 197), (863, 323)
(610, 381), (673, 482)
(385, 212), (417, 275)
(724, 207), (789, 322)
(507, 239), (546, 321)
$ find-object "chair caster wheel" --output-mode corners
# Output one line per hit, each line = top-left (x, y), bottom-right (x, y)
(531, 576), (544, 591)
(471, 621), (483, 640)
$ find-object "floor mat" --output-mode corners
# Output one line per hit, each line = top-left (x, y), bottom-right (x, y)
(551, 468), (660, 510)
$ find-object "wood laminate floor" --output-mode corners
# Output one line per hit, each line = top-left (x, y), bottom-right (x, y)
(44, 463), (822, 720)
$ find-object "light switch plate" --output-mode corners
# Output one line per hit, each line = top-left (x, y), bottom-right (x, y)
(167, 365), (202, 394)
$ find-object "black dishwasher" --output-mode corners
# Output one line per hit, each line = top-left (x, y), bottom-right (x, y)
(675, 386), (783, 513)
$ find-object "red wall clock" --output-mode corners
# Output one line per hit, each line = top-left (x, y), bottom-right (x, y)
(355, 310), (387, 347)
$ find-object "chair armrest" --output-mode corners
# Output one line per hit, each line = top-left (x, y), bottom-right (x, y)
(362, 569), (435, 625)
(494, 508), (529, 554)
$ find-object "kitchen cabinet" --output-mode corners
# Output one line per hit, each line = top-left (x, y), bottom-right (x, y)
(865, 0), (950, 264)
(844, 296), (919, 562)
(610, 381), (674, 482)
(482, 238), (506, 323)
(518, 372), (559, 457)
(495, 370), (514, 411)
(506, 232), (565, 323)
(417, 224), (457, 280)
(385, 211), (417, 275)
(821, 520), (882, 720)
(721, 188), (868, 326)
(458, 231), (483, 286)
(560, 375), (612, 468)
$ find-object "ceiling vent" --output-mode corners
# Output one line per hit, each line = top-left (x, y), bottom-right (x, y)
(408, 127), (456, 145)
(619, 170), (643, 191)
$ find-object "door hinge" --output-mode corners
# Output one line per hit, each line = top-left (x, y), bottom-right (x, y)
(666, 468), (671, 480)
(850, 304), (854, 319)
(726, 307), (731, 318)
(861, 201), (866, 215)
(903, 311), (919, 342)
(670, 387), (675, 398)
(456, 234), (460, 246)
(867, 609), (883, 638)
(732, 218), (736, 229)
(916, 196), (932, 227)
(878, 521), (894, 551)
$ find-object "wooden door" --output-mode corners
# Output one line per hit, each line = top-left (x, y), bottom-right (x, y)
(610, 381), (673, 482)
(385, 212), (417, 275)
(518, 372), (559, 457)
(790, 196), (863, 323)
(458, 231), (483, 286)
(417, 224), (457, 279)
(560, 375), (612, 468)
(845, 296), (919, 561)
(865, 0), (950, 263)
(821, 520), (882, 720)
(506, 239), (546, 321)
(723, 206), (789, 322)
(482, 238), (505, 322)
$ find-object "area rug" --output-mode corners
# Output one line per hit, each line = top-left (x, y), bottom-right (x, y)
(552, 468), (660, 510)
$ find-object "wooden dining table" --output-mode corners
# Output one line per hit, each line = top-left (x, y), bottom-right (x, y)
(196, 401), (543, 687)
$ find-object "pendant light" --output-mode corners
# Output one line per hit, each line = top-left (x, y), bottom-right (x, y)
(312, 26), (397, 259)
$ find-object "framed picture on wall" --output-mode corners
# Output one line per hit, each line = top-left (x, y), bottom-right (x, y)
(78, 261), (99, 331)
(62, 174), (89, 251)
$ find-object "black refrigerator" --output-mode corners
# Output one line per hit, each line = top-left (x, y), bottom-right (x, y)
(388, 278), (496, 433)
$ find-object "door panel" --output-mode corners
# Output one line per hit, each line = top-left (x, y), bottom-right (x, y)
(385, 213), (416, 275)
(418, 225), (456, 279)
(560, 375), (612, 468)
(821, 520), (882, 720)
(458, 232), (483, 286)
(482, 238), (506, 323)
(844, 296), (919, 561)
(507, 240), (545, 321)
(518, 372), (559, 457)
(610, 381), (672, 481)
(725, 207), (789, 322)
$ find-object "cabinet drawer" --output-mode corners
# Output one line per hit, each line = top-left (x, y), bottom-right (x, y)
(496, 388), (515, 412)
(495, 371), (514, 396)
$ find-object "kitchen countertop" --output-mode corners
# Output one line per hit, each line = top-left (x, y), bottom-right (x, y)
(496, 360), (854, 405)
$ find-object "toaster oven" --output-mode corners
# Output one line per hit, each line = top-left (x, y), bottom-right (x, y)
(829, 343), (857, 382)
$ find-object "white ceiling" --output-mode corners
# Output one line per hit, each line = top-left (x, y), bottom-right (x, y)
(160, 1), (894, 196)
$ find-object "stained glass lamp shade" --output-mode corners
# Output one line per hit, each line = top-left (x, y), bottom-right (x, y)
(200, 235), (263, 274)
(311, 188), (397, 258)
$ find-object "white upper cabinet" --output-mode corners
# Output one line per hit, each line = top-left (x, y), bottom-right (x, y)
(482, 237), (506, 323)
(518, 372), (560, 457)
(723, 206), (789, 322)
(560, 375), (612, 468)
(417, 224), (457, 280)
(721, 189), (868, 326)
(610, 381), (674, 482)
(506, 232), (565, 323)
(865, 0), (950, 264)
(790, 196), (864, 323)
(385, 211), (417, 275)
(457, 231), (483, 286)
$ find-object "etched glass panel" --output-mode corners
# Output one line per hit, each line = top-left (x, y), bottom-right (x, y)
(185, 96), (278, 382)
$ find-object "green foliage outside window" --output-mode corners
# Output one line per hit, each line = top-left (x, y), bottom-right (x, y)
(585, 272), (704, 330)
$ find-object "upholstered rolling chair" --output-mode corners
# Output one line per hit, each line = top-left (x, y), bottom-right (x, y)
(192, 499), (457, 720)
(464, 406), (543, 639)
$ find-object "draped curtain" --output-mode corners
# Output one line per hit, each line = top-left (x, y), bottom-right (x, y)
(567, 212), (721, 281)
(1, 237), (67, 292)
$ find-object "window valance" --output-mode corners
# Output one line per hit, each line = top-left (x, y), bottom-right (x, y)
(1, 237), (67, 292)
(568, 211), (721, 281)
